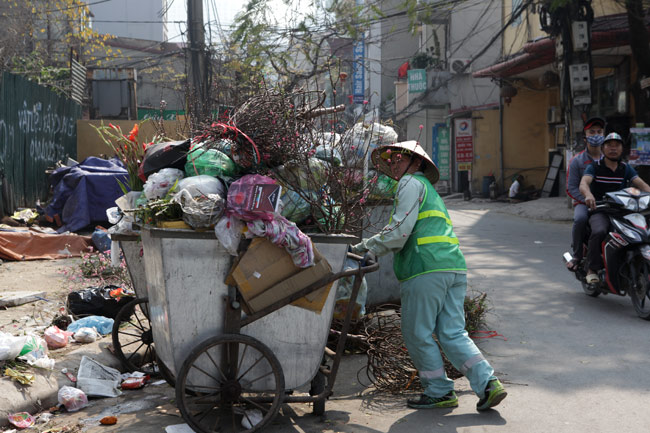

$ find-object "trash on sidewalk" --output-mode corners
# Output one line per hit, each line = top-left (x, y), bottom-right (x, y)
(72, 327), (100, 344)
(120, 375), (149, 389)
(0, 332), (27, 361)
(67, 316), (114, 336)
(4, 367), (35, 385)
(165, 424), (195, 433)
(61, 368), (77, 382)
(99, 415), (118, 425)
(57, 386), (88, 412)
(67, 286), (133, 319)
(7, 412), (36, 429)
(77, 356), (122, 398)
(18, 335), (55, 369)
(44, 326), (74, 349)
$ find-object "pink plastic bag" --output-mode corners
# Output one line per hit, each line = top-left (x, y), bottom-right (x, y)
(57, 386), (88, 412)
(44, 326), (73, 349)
(227, 175), (280, 221)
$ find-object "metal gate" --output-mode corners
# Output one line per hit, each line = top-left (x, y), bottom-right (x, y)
(0, 72), (81, 214)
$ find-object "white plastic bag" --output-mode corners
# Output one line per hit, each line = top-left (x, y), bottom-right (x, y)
(73, 327), (100, 344)
(77, 356), (122, 398)
(333, 257), (369, 320)
(57, 386), (88, 412)
(143, 168), (185, 200)
(0, 332), (27, 361)
(214, 215), (244, 255)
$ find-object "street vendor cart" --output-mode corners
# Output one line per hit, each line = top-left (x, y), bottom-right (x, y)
(140, 226), (378, 432)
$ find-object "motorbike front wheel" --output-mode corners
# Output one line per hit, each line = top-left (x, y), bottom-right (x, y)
(581, 281), (601, 297)
(629, 258), (650, 320)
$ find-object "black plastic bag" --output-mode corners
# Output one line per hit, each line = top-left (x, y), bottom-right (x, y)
(67, 286), (133, 319)
(139, 139), (191, 180)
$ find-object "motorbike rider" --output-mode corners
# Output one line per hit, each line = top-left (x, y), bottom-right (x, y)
(579, 132), (650, 284)
(351, 141), (506, 411)
(565, 117), (604, 272)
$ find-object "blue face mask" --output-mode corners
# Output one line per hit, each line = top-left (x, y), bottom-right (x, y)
(586, 134), (605, 147)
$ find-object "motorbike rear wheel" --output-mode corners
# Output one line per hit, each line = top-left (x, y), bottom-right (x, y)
(629, 259), (650, 320)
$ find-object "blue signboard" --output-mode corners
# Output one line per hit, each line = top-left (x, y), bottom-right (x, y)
(432, 123), (450, 181)
(352, 39), (365, 104)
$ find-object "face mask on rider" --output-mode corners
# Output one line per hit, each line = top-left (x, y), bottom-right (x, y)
(586, 134), (605, 147)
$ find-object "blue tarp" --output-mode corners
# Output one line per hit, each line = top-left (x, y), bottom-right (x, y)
(45, 157), (129, 233)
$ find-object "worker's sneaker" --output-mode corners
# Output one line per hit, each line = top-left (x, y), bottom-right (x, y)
(477, 379), (507, 411)
(407, 391), (458, 409)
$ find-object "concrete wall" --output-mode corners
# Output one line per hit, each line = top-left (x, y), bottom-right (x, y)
(471, 108), (501, 193)
(380, 0), (419, 107)
(87, 0), (167, 42)
(448, 0), (502, 111)
(77, 119), (189, 161)
(502, 87), (560, 190)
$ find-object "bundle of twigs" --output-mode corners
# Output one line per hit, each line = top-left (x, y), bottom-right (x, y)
(360, 307), (463, 394)
(197, 88), (329, 169)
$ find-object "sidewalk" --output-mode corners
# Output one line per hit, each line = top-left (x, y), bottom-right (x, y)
(444, 195), (573, 223)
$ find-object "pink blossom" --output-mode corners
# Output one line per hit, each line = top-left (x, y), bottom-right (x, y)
(419, 124), (423, 130)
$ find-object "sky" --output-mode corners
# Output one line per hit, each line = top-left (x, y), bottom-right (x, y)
(165, 0), (298, 45)
(165, 0), (244, 44)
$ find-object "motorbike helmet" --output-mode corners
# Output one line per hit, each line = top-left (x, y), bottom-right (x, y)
(603, 132), (623, 146)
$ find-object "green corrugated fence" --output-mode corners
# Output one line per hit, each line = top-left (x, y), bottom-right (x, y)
(0, 72), (80, 215)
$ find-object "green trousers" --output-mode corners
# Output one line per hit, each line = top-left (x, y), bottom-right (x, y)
(400, 272), (496, 398)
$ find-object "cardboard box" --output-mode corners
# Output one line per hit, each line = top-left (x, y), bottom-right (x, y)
(231, 238), (333, 314)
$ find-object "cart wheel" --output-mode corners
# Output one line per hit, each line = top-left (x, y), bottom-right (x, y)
(112, 297), (155, 372)
(156, 353), (176, 388)
(309, 370), (327, 416)
(176, 334), (285, 433)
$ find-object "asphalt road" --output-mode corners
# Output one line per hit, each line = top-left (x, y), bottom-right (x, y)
(20, 208), (650, 433)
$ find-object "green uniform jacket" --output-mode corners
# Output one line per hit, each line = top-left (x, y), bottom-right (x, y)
(393, 174), (466, 281)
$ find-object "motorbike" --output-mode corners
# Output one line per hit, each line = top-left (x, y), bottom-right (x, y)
(564, 187), (650, 320)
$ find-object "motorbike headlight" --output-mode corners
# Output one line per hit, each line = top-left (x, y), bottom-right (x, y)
(640, 195), (650, 210)
(612, 219), (643, 242)
(623, 198), (639, 211)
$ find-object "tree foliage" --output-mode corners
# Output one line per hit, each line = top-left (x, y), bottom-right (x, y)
(0, 0), (115, 91)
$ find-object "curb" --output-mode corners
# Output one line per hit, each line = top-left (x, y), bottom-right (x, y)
(0, 340), (123, 427)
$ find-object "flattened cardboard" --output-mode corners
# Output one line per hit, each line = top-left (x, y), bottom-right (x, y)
(231, 238), (332, 313)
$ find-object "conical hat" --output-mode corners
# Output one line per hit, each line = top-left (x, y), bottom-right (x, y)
(371, 140), (440, 184)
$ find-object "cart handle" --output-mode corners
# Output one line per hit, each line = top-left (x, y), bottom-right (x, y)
(240, 250), (379, 327)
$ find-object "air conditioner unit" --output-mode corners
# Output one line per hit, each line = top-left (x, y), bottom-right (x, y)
(449, 58), (471, 74)
(547, 106), (562, 124)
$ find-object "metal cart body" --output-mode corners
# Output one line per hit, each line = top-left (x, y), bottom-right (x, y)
(112, 234), (147, 299)
(141, 227), (350, 391)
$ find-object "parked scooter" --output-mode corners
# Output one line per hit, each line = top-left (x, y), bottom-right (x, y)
(564, 187), (650, 320)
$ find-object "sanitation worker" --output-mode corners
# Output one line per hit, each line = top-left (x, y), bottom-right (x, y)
(351, 140), (506, 411)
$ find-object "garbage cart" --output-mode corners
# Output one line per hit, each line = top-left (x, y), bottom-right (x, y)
(140, 226), (378, 432)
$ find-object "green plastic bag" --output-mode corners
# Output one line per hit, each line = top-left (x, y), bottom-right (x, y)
(185, 146), (237, 177)
(369, 173), (398, 200)
(280, 189), (314, 223)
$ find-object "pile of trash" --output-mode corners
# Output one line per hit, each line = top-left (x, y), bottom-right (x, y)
(0, 284), (147, 429)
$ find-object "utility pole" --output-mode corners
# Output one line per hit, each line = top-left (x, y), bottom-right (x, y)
(540, 0), (595, 150)
(187, 0), (208, 123)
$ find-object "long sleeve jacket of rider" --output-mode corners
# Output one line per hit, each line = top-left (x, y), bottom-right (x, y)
(566, 150), (599, 204)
